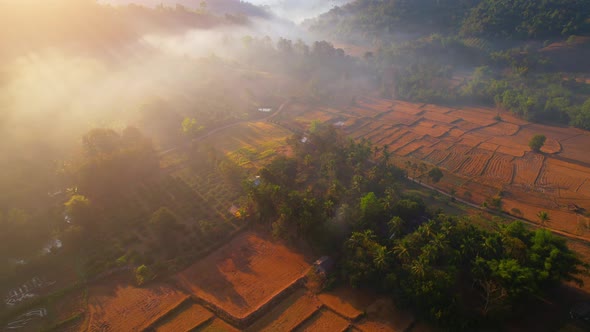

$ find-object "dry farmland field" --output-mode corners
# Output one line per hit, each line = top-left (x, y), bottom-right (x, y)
(175, 232), (311, 322)
(85, 275), (189, 331)
(279, 96), (590, 240)
(38, 232), (424, 331)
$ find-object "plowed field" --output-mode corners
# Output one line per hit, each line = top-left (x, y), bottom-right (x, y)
(155, 302), (213, 332)
(295, 308), (350, 332)
(246, 289), (321, 332)
(176, 232), (310, 319)
(281, 97), (590, 239)
(86, 277), (188, 332)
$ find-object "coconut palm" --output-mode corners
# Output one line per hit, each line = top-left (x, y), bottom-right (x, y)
(393, 240), (411, 263)
(382, 144), (391, 164)
(410, 258), (427, 278)
(373, 245), (389, 270)
(537, 211), (550, 227)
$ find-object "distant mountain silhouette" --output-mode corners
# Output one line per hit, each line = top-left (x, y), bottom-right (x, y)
(103, 0), (270, 18)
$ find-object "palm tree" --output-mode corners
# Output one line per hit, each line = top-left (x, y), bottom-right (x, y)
(537, 211), (550, 227)
(418, 162), (427, 183)
(373, 245), (389, 270)
(410, 259), (427, 278)
(393, 240), (410, 263)
(431, 233), (448, 251)
(411, 162), (418, 179)
(374, 146), (381, 157)
(382, 144), (391, 164)
(387, 216), (404, 237)
(419, 222), (435, 240)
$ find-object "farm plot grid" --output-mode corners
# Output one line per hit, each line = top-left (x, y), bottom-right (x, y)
(86, 278), (188, 332)
(278, 97), (590, 240)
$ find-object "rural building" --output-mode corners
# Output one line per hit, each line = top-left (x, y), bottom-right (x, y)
(252, 175), (261, 187)
(228, 205), (239, 216)
(313, 256), (335, 275)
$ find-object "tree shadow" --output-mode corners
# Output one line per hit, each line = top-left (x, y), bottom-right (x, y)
(175, 237), (265, 313)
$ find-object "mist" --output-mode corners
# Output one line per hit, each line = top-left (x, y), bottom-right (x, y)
(0, 5), (296, 150)
(0, 5), (296, 205)
(248, 0), (352, 22)
(100, 0), (352, 23)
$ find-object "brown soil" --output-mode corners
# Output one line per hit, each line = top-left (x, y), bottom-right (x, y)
(318, 287), (373, 320)
(86, 274), (188, 332)
(175, 232), (310, 319)
(295, 308), (350, 332)
(154, 302), (213, 332)
(355, 298), (414, 332)
(197, 318), (240, 332)
(281, 97), (590, 240)
(246, 288), (321, 332)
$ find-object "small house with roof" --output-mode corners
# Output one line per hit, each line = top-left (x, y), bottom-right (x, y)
(313, 256), (335, 276)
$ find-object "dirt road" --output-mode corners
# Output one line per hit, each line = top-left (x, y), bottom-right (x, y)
(408, 177), (590, 244)
(159, 100), (291, 156)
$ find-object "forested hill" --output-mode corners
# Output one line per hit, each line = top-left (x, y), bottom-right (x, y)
(308, 0), (590, 42)
(102, 0), (271, 18)
(306, 0), (590, 132)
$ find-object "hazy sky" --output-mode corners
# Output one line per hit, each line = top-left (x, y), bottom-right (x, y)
(252, 0), (350, 22)
(100, 0), (351, 22)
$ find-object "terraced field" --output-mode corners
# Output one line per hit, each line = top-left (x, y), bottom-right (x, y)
(51, 232), (420, 332)
(279, 96), (590, 239)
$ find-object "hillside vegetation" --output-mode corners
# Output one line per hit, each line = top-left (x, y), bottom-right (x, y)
(310, 0), (590, 40)
(246, 124), (585, 329)
(308, 0), (590, 130)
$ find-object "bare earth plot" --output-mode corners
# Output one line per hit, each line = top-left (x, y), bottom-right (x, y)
(355, 298), (415, 332)
(175, 232), (311, 320)
(196, 318), (240, 332)
(295, 308), (350, 332)
(86, 276), (188, 332)
(318, 287), (372, 320)
(281, 97), (590, 239)
(245, 288), (321, 332)
(154, 302), (213, 332)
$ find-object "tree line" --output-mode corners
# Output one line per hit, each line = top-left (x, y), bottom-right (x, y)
(310, 0), (590, 42)
(245, 124), (586, 329)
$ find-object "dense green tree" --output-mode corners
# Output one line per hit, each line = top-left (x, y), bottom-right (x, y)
(149, 207), (179, 236)
(461, 0), (590, 39)
(74, 127), (158, 199)
(360, 192), (383, 222)
(342, 230), (385, 288)
(245, 124), (585, 329)
(82, 128), (120, 156)
(135, 264), (154, 286)
(428, 167), (444, 183)
(64, 195), (91, 224)
(529, 134), (547, 152)
(181, 117), (204, 137)
(537, 211), (550, 227)
(571, 99), (590, 130)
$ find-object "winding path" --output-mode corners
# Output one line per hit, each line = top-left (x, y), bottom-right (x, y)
(407, 177), (590, 244)
(158, 100), (292, 156)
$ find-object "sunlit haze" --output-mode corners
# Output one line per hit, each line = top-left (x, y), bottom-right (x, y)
(2, 1), (590, 331)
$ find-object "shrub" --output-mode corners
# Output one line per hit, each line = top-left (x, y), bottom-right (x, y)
(510, 208), (523, 217)
(529, 134), (547, 152)
(135, 264), (154, 286)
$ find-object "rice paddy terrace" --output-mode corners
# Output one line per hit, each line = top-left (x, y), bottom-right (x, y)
(274, 97), (590, 239)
